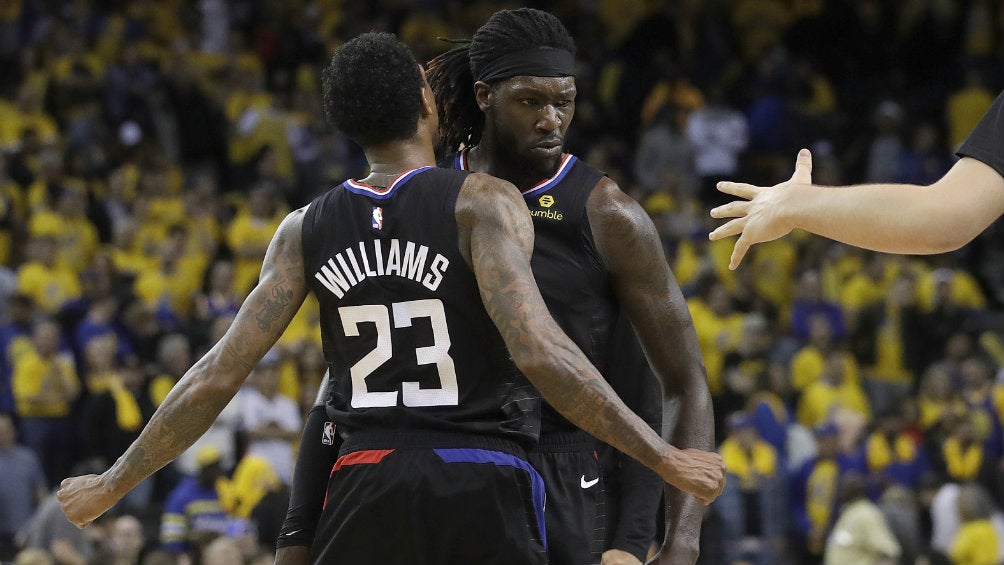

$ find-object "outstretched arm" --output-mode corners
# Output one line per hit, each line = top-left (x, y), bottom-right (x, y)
(710, 150), (1004, 268)
(58, 210), (310, 528)
(587, 178), (714, 565)
(457, 173), (725, 505)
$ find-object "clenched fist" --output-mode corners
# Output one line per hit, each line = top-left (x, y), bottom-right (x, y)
(661, 448), (726, 506)
(57, 474), (121, 528)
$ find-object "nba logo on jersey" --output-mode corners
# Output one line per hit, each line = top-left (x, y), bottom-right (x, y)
(371, 206), (383, 230)
(322, 421), (336, 445)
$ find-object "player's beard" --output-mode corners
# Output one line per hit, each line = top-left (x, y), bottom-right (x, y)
(488, 112), (562, 179)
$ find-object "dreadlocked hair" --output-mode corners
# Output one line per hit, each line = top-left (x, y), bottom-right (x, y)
(427, 46), (480, 151)
(428, 8), (576, 151)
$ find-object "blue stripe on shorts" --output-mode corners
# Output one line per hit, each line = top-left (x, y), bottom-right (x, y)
(433, 448), (547, 548)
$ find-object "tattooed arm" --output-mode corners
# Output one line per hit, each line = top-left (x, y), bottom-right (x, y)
(456, 173), (724, 505)
(58, 209), (310, 528)
(587, 178), (715, 565)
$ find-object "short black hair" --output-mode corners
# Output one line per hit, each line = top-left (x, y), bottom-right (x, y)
(428, 8), (575, 150)
(321, 32), (423, 147)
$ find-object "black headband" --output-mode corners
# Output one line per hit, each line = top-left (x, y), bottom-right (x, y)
(475, 47), (575, 83)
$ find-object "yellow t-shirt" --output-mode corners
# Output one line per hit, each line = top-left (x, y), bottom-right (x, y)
(720, 437), (778, 490)
(840, 274), (886, 314)
(790, 347), (860, 391)
(17, 262), (81, 313)
(916, 270), (986, 312)
(133, 256), (207, 320)
(948, 87), (996, 148)
(950, 519), (999, 565)
(13, 350), (78, 417)
(797, 379), (871, 428)
(918, 396), (967, 430)
(0, 106), (59, 148)
(686, 298), (743, 395)
(943, 437), (983, 482)
(29, 211), (99, 273)
(226, 212), (282, 296)
(750, 237), (797, 308)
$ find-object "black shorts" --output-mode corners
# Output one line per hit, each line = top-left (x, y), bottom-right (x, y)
(312, 430), (547, 565)
(526, 431), (605, 565)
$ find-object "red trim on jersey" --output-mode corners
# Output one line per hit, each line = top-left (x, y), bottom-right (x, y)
(344, 166), (433, 196)
(523, 152), (574, 193)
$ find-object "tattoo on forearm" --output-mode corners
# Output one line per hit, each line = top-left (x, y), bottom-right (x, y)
(256, 276), (295, 331)
(115, 357), (234, 489)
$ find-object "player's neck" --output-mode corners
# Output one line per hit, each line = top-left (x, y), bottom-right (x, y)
(362, 138), (436, 180)
(470, 135), (558, 191)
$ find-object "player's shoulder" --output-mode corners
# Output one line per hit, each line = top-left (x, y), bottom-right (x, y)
(456, 173), (527, 227)
(459, 172), (522, 206)
(585, 175), (648, 233)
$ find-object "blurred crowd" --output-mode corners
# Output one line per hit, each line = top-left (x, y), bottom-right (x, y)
(1, 1), (1004, 565)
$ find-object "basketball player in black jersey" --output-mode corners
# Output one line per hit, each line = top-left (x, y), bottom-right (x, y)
(279, 10), (714, 565)
(429, 10), (712, 565)
(57, 32), (724, 565)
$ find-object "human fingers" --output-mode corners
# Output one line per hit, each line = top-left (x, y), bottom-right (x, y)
(709, 217), (747, 241)
(790, 148), (813, 184)
(729, 230), (753, 270)
(709, 200), (750, 219)
(715, 181), (759, 199)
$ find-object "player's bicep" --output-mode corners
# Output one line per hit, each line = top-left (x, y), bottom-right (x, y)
(214, 210), (310, 377)
(589, 183), (699, 379)
(461, 176), (550, 355)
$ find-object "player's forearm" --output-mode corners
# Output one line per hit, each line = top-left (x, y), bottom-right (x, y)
(659, 384), (712, 561)
(105, 346), (249, 496)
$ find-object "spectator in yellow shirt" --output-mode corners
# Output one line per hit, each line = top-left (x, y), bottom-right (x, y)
(28, 186), (99, 274)
(942, 417), (986, 484)
(798, 349), (871, 428)
(686, 274), (744, 395)
(791, 313), (860, 391)
(918, 365), (967, 432)
(16, 236), (81, 314)
(12, 318), (79, 486)
(950, 483), (999, 565)
(132, 225), (207, 324)
(225, 183), (282, 297)
(917, 266), (986, 313)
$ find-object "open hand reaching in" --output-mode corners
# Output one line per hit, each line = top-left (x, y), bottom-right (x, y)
(709, 149), (813, 269)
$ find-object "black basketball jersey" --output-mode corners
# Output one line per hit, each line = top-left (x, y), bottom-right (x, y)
(300, 166), (539, 442)
(452, 151), (618, 432)
(957, 88), (1004, 179)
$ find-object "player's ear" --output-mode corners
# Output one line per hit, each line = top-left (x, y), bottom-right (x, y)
(474, 81), (492, 112)
(417, 65), (436, 118)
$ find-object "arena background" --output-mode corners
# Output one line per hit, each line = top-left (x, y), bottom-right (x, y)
(1, 1), (1004, 564)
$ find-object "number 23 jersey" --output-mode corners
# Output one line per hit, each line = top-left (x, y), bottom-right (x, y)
(300, 166), (540, 442)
